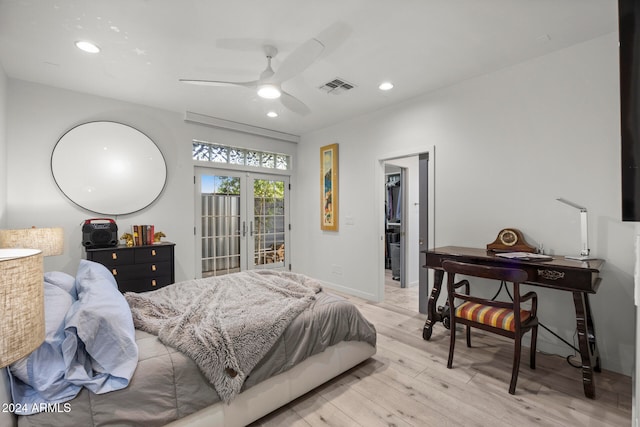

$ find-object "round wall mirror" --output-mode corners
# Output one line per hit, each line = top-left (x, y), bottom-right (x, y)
(51, 121), (167, 215)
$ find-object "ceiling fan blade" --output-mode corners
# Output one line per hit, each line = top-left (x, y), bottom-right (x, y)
(315, 21), (351, 55)
(272, 38), (324, 83)
(179, 79), (257, 88)
(280, 90), (310, 116)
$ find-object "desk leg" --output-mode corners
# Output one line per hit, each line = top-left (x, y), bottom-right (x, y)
(584, 294), (601, 372)
(572, 291), (598, 399)
(423, 269), (444, 340)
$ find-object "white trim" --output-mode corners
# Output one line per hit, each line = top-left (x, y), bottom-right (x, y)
(185, 111), (300, 143)
(320, 280), (380, 302)
(192, 159), (292, 177)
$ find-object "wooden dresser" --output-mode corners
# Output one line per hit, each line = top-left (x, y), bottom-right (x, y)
(85, 242), (175, 293)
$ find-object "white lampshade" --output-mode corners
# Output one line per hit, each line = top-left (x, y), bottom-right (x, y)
(0, 227), (64, 257)
(0, 248), (44, 367)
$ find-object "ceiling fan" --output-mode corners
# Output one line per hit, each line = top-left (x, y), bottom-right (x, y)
(180, 38), (325, 116)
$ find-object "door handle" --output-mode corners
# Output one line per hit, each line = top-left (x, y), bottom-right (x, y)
(242, 221), (246, 237)
(250, 221), (254, 237)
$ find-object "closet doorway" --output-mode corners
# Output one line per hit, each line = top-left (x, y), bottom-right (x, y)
(379, 150), (433, 314)
(195, 167), (290, 278)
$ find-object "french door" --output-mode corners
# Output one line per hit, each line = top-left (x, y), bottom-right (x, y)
(195, 168), (289, 277)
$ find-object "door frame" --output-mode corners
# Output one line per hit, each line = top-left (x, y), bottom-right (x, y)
(194, 167), (291, 278)
(376, 146), (436, 310)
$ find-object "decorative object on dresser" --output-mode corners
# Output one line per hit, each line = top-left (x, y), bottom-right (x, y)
(130, 224), (158, 246)
(85, 242), (175, 293)
(0, 248), (44, 367)
(486, 227), (536, 253)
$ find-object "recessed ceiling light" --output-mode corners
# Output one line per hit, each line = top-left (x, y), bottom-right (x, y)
(75, 40), (100, 54)
(378, 82), (394, 91)
(267, 111), (278, 118)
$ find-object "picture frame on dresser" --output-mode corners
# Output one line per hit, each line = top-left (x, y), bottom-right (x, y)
(85, 242), (175, 293)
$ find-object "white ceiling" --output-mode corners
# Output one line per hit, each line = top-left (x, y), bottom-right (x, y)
(0, 0), (618, 136)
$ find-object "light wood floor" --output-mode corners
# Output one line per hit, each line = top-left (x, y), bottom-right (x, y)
(250, 272), (632, 427)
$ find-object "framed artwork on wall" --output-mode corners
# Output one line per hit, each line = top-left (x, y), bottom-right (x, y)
(320, 143), (339, 231)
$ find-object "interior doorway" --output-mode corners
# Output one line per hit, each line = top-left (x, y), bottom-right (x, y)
(379, 149), (434, 313)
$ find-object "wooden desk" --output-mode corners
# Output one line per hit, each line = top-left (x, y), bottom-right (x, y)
(422, 246), (604, 399)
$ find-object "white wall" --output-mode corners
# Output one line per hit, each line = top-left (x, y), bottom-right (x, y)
(5, 79), (296, 280)
(0, 64), (7, 228)
(293, 33), (635, 376)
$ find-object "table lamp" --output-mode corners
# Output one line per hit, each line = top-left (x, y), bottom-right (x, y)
(0, 248), (44, 367)
(0, 227), (64, 257)
(556, 198), (596, 261)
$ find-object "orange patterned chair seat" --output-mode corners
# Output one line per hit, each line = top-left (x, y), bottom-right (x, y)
(455, 301), (532, 332)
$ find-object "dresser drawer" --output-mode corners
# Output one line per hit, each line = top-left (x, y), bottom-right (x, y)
(88, 248), (135, 266)
(110, 261), (171, 280)
(118, 276), (172, 293)
(134, 245), (172, 263)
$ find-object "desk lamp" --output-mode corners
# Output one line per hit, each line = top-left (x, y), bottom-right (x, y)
(556, 198), (596, 261)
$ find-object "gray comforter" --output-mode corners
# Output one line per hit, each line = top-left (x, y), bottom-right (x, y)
(126, 270), (322, 403)
(18, 288), (376, 427)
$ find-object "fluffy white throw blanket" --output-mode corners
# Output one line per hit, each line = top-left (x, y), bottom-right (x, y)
(125, 270), (321, 403)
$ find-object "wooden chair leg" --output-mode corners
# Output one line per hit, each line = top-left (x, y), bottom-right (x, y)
(509, 335), (523, 395)
(530, 326), (538, 370)
(447, 317), (456, 369)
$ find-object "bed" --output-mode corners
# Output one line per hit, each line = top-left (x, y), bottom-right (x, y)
(0, 260), (377, 427)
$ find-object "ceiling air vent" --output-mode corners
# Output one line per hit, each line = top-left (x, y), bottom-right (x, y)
(318, 78), (356, 95)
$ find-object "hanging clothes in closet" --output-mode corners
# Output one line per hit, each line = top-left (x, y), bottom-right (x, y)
(386, 177), (402, 222)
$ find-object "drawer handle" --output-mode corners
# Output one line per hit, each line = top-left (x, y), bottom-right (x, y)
(112, 268), (117, 276)
(151, 249), (156, 256)
(112, 253), (118, 260)
(152, 279), (157, 287)
(151, 264), (157, 272)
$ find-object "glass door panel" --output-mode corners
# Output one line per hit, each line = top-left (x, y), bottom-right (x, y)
(251, 177), (287, 269)
(198, 171), (243, 277)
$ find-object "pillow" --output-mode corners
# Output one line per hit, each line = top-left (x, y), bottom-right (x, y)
(62, 260), (138, 394)
(8, 281), (82, 414)
(44, 271), (77, 299)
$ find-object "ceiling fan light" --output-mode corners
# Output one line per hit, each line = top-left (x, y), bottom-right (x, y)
(75, 40), (100, 54)
(257, 84), (281, 99)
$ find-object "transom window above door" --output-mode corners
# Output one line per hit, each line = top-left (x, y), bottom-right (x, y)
(193, 141), (290, 171)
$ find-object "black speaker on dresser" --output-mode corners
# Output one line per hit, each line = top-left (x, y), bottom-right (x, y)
(82, 218), (118, 248)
